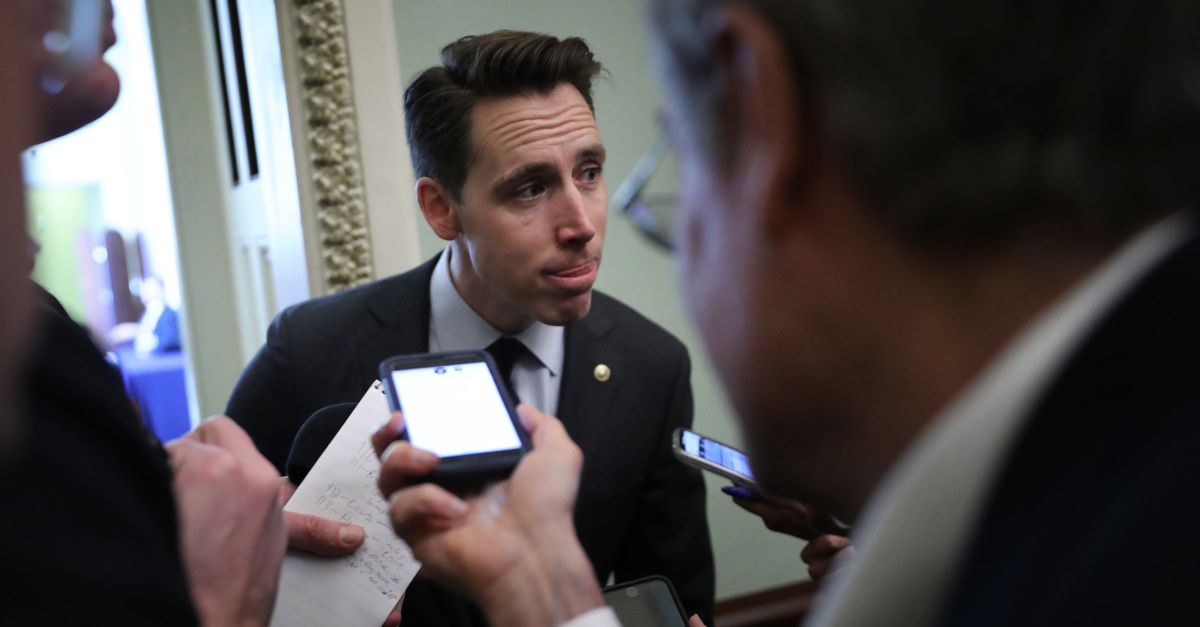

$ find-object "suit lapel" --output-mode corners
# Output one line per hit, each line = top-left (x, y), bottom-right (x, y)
(355, 258), (623, 443)
(558, 298), (620, 451)
(355, 255), (440, 385)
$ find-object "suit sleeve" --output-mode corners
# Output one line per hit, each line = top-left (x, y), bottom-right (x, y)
(612, 351), (716, 624)
(225, 310), (303, 473)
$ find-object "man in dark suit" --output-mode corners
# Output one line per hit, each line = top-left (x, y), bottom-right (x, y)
(226, 30), (714, 624)
(367, 1), (1200, 626)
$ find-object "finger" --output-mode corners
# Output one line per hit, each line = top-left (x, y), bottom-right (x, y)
(277, 477), (297, 506)
(381, 595), (404, 627)
(806, 538), (854, 581)
(688, 615), (709, 627)
(731, 496), (773, 516)
(516, 404), (579, 463)
(800, 534), (852, 563)
(516, 403), (550, 434)
(386, 483), (469, 542)
(377, 441), (440, 497)
(807, 557), (834, 581)
(184, 416), (263, 461)
(721, 485), (761, 500)
(371, 411), (406, 458)
(792, 501), (850, 536)
(284, 511), (366, 556)
(734, 497), (819, 539)
(162, 437), (197, 472)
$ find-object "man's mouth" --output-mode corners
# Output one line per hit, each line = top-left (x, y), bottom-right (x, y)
(544, 260), (599, 291)
(551, 261), (596, 278)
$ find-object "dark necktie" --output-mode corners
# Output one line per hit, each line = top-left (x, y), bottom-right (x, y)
(485, 336), (526, 402)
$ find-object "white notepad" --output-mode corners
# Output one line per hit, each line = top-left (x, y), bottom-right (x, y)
(269, 381), (421, 627)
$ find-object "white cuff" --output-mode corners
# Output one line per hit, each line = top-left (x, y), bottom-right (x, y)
(559, 606), (621, 627)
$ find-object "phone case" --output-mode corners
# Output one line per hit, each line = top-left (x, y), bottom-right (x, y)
(602, 575), (688, 627)
(379, 350), (531, 488)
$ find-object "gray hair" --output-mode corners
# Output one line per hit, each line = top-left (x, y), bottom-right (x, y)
(650, 0), (1200, 253)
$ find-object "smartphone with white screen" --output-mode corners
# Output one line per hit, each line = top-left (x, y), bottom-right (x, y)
(602, 576), (688, 627)
(672, 427), (760, 493)
(380, 351), (530, 487)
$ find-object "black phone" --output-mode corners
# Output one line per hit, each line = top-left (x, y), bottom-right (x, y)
(379, 351), (531, 487)
(602, 576), (689, 627)
(672, 427), (761, 494)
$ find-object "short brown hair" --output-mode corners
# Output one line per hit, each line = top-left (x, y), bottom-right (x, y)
(404, 30), (605, 201)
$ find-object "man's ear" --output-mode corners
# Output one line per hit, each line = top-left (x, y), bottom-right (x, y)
(706, 4), (807, 237)
(416, 177), (463, 241)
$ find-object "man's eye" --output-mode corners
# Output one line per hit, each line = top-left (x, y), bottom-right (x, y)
(579, 166), (602, 183)
(515, 183), (545, 200)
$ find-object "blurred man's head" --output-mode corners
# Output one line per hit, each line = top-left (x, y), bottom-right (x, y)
(0, 0), (44, 455)
(141, 275), (164, 305)
(649, 0), (1200, 518)
(404, 31), (609, 333)
(1, 0), (121, 461)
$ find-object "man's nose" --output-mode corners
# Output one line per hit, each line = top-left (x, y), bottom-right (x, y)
(556, 184), (597, 246)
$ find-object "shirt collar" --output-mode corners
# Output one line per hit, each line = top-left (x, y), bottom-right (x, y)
(429, 246), (564, 375)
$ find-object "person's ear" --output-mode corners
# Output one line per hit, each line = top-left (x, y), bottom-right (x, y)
(415, 177), (463, 241)
(705, 4), (807, 238)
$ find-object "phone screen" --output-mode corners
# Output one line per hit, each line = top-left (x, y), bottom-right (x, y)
(389, 360), (522, 458)
(681, 430), (755, 480)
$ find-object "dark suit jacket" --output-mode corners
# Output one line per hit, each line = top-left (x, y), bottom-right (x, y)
(227, 255), (715, 624)
(152, 305), (181, 352)
(0, 290), (198, 624)
(936, 228), (1200, 625)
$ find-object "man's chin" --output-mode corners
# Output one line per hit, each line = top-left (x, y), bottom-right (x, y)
(538, 291), (593, 326)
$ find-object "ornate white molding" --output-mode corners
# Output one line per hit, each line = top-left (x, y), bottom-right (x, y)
(289, 0), (373, 291)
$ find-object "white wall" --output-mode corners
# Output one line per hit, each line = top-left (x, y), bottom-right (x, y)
(392, 0), (809, 600)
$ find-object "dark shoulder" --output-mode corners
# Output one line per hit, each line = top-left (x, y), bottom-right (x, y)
(588, 291), (688, 361)
(272, 258), (434, 336)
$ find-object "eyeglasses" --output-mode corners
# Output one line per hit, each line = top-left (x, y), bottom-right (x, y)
(611, 132), (677, 252)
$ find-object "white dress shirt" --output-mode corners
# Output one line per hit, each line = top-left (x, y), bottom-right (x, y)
(428, 246), (565, 415)
(561, 606), (622, 627)
(806, 212), (1193, 627)
(133, 300), (165, 355)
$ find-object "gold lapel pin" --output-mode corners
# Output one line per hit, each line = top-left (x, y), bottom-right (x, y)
(593, 364), (611, 382)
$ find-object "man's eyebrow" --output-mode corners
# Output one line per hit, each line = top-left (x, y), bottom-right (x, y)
(491, 144), (608, 193)
(493, 161), (557, 192)
(578, 144), (607, 164)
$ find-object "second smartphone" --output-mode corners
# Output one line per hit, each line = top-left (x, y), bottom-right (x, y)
(672, 427), (761, 494)
(380, 350), (531, 487)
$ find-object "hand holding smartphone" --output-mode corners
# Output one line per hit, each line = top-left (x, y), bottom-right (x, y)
(380, 351), (531, 488)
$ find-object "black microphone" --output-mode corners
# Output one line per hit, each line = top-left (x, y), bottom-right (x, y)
(286, 402), (357, 485)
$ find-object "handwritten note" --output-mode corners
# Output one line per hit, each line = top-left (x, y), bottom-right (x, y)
(269, 382), (421, 627)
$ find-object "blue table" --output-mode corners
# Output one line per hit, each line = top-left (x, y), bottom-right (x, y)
(115, 347), (192, 442)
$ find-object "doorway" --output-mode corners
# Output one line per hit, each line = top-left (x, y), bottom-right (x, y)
(25, 0), (193, 441)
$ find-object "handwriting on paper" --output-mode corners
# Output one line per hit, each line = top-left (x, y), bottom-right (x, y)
(269, 382), (421, 627)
